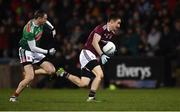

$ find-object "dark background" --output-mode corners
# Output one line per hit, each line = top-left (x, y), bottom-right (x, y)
(0, 0), (180, 88)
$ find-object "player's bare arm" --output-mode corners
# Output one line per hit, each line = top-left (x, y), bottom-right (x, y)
(92, 33), (110, 64)
(92, 33), (103, 56)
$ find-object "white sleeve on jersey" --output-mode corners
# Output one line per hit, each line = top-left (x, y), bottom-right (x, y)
(46, 20), (56, 37)
(28, 40), (48, 54)
(46, 20), (54, 29)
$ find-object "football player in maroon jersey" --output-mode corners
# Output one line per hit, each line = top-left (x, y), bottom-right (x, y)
(57, 14), (121, 102)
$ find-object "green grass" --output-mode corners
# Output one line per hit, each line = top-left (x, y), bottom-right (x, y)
(0, 88), (180, 111)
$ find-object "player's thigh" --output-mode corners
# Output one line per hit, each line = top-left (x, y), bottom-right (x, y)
(91, 65), (104, 78)
(81, 77), (91, 86)
(23, 64), (35, 79)
(40, 61), (56, 73)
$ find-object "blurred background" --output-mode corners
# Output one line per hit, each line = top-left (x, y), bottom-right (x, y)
(0, 0), (180, 89)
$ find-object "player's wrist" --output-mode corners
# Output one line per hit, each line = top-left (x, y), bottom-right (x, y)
(47, 49), (50, 55)
(51, 28), (55, 31)
(47, 48), (56, 55)
(101, 52), (106, 57)
(100, 52), (104, 56)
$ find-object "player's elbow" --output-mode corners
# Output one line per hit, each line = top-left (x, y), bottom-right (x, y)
(29, 46), (36, 52)
(25, 74), (34, 82)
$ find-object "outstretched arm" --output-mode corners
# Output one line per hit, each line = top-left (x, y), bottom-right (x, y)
(46, 20), (56, 37)
(28, 40), (56, 55)
(46, 20), (54, 30)
(28, 40), (48, 54)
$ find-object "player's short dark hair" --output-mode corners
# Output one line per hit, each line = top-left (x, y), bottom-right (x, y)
(107, 13), (120, 22)
(34, 10), (46, 19)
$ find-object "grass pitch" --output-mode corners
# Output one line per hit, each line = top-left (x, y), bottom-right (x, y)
(0, 88), (180, 111)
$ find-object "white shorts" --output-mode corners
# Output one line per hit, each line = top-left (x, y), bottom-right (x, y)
(79, 49), (97, 69)
(19, 47), (46, 64)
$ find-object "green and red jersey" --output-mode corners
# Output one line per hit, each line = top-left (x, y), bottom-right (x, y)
(19, 20), (44, 50)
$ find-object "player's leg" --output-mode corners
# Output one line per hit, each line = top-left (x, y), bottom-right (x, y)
(67, 49), (96, 87)
(90, 66), (103, 90)
(34, 61), (56, 76)
(56, 68), (91, 87)
(78, 49), (101, 101)
(67, 75), (90, 87)
(10, 48), (35, 102)
(30, 52), (56, 76)
(65, 57), (101, 101)
(87, 65), (103, 102)
(10, 64), (35, 102)
(34, 68), (49, 75)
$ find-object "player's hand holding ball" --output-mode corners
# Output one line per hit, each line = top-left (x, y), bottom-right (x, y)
(48, 48), (56, 55)
(102, 41), (116, 56)
(101, 41), (116, 64)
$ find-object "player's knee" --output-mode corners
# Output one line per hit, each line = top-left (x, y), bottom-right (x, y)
(95, 76), (102, 82)
(46, 67), (56, 75)
(94, 72), (104, 82)
(96, 71), (104, 79)
(100, 73), (104, 79)
(25, 75), (34, 82)
(78, 81), (89, 87)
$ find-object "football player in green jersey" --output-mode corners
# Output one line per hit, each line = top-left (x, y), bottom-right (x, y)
(9, 10), (57, 102)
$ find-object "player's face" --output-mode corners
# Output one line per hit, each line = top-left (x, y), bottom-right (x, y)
(112, 19), (121, 31)
(38, 14), (47, 25)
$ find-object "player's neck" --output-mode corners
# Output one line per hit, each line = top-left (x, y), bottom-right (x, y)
(107, 22), (113, 32)
(107, 22), (116, 34)
(32, 19), (40, 26)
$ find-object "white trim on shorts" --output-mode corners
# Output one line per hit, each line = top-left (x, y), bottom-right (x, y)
(79, 49), (97, 69)
(19, 47), (46, 64)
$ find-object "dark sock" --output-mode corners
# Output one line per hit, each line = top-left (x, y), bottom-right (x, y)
(13, 92), (19, 97)
(88, 90), (96, 98)
(64, 72), (70, 78)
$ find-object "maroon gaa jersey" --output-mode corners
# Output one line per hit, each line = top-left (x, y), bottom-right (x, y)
(84, 24), (114, 56)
